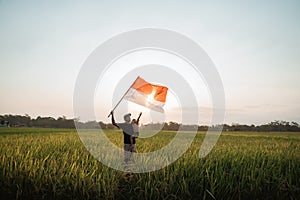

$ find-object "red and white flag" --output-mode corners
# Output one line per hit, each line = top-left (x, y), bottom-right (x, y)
(124, 77), (168, 112)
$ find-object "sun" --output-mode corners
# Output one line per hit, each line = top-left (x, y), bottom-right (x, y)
(146, 89), (156, 103)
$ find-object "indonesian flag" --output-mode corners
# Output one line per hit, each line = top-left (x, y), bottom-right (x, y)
(124, 77), (168, 112)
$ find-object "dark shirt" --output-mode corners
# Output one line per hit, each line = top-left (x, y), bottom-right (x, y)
(118, 123), (135, 144)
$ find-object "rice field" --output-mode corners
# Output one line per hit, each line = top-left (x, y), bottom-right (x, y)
(0, 128), (299, 199)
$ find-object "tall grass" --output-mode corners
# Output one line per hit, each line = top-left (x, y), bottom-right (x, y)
(0, 128), (299, 199)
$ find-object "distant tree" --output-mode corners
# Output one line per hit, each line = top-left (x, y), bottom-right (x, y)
(99, 121), (107, 129)
(1, 114), (300, 131)
(291, 121), (299, 127)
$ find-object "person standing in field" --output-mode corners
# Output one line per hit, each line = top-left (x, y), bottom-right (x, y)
(110, 111), (141, 164)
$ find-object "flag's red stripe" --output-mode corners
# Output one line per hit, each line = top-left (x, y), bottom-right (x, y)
(131, 77), (168, 102)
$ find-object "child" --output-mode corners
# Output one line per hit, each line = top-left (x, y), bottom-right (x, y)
(131, 112), (142, 138)
(129, 112), (142, 159)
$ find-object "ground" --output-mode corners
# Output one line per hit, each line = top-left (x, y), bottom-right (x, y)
(0, 128), (299, 199)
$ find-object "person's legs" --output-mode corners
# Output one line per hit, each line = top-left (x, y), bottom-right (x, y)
(124, 144), (131, 163)
(129, 144), (135, 162)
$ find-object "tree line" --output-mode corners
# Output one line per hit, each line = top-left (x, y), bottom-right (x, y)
(0, 114), (299, 132)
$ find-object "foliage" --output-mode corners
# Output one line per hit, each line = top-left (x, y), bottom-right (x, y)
(1, 114), (300, 132)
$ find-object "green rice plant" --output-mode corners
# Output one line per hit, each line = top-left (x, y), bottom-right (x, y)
(0, 128), (299, 199)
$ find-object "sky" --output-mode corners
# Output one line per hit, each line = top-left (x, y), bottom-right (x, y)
(0, 0), (300, 125)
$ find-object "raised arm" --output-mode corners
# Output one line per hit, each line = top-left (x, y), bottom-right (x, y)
(136, 112), (142, 124)
(110, 111), (120, 129)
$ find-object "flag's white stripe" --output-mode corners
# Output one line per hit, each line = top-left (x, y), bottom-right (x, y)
(124, 88), (165, 112)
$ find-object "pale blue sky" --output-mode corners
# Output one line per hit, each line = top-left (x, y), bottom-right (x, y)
(0, 0), (299, 124)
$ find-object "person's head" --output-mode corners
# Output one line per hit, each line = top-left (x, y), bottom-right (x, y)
(123, 113), (131, 123)
(131, 119), (137, 124)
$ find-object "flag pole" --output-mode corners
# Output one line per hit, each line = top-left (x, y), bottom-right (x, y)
(107, 76), (140, 118)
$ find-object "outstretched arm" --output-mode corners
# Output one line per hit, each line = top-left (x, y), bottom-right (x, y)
(136, 112), (142, 124)
(110, 111), (120, 129)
